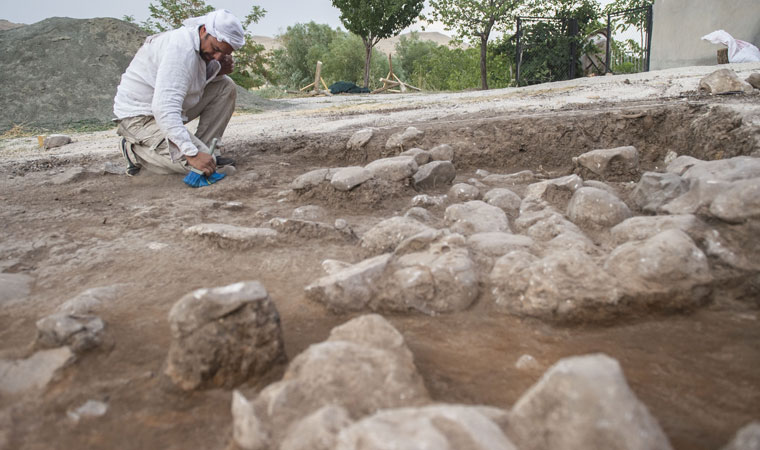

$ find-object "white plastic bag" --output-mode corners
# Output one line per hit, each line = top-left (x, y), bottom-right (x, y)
(702, 30), (760, 63)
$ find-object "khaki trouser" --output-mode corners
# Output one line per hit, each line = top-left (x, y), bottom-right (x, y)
(117, 76), (237, 174)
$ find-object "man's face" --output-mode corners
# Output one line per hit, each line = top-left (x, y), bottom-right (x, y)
(199, 26), (234, 63)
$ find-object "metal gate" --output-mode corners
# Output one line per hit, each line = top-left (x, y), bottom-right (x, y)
(605, 5), (653, 74)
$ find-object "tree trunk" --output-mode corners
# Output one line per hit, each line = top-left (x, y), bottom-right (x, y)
(480, 35), (489, 90)
(363, 41), (373, 89)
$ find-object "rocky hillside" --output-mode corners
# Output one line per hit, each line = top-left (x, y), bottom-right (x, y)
(0, 17), (276, 133)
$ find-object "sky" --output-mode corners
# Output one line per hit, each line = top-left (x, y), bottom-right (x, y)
(4, 0), (615, 38)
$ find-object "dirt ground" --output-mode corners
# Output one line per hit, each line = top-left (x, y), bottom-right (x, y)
(1, 64), (759, 450)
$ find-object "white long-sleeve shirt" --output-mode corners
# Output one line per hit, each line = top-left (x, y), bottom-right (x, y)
(113, 25), (222, 157)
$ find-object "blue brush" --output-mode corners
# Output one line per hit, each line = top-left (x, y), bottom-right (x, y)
(183, 138), (226, 188)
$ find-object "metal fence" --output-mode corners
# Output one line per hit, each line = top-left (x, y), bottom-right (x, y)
(515, 4), (653, 86)
(605, 5), (653, 74)
(515, 16), (579, 87)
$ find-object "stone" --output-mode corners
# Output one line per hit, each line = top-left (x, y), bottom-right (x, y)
(604, 230), (713, 310)
(0, 273), (33, 305)
(573, 146), (639, 181)
(747, 73), (760, 90)
(475, 169), (491, 178)
(631, 172), (689, 213)
(365, 156), (418, 182)
(334, 218), (349, 230)
(413, 161), (456, 189)
(404, 207), (437, 225)
(377, 239), (479, 314)
(292, 168), (333, 190)
(467, 178), (488, 189)
(483, 170), (535, 186)
(507, 354), (673, 450)
(665, 155), (702, 176)
(0, 347), (75, 396)
(491, 249), (621, 322)
(360, 216), (434, 254)
(67, 400), (108, 423)
(386, 127), (424, 150)
(305, 254), (393, 312)
(483, 188), (521, 217)
(699, 69), (754, 95)
(268, 218), (355, 242)
(165, 281), (286, 391)
(515, 354), (540, 371)
(50, 167), (87, 185)
(524, 211), (585, 242)
(393, 229), (453, 256)
(331, 166), (373, 191)
(543, 231), (599, 255)
(663, 150), (678, 166)
(183, 224), (278, 249)
(523, 175), (584, 211)
(222, 201), (244, 211)
(43, 134), (72, 149)
(232, 315), (430, 450)
(445, 201), (510, 235)
(411, 194), (447, 207)
(610, 214), (706, 246)
(56, 284), (126, 315)
(281, 405), (353, 450)
(722, 422), (760, 450)
(659, 178), (730, 215)
(429, 143), (454, 161)
(400, 147), (432, 165)
(322, 259), (352, 275)
(292, 205), (328, 221)
(335, 404), (518, 450)
(467, 232), (534, 258)
(35, 313), (105, 353)
(709, 178), (760, 223)
(680, 156), (760, 183)
(567, 187), (632, 229)
(448, 183), (481, 202)
(346, 128), (374, 151)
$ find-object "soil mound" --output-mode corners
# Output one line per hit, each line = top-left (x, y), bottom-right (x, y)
(0, 17), (277, 133)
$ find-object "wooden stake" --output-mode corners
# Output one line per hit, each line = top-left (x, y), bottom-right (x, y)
(313, 61), (322, 92)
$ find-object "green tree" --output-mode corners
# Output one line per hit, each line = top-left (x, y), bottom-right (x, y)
(141, 0), (214, 33)
(323, 33), (390, 89)
(427, 0), (519, 90)
(395, 32), (439, 79)
(270, 22), (340, 89)
(331, 0), (425, 88)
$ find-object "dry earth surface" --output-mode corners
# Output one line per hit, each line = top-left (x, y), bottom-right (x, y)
(1, 63), (760, 450)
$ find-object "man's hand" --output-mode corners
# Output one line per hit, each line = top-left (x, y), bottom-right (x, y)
(186, 152), (216, 176)
(219, 54), (234, 76)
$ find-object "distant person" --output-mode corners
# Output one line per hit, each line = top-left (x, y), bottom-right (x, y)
(113, 9), (243, 177)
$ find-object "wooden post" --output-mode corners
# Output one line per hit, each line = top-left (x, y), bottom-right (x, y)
(313, 61), (322, 92)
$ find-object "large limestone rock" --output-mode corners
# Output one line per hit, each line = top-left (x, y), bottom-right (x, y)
(0, 347), (75, 396)
(291, 168), (333, 190)
(267, 218), (356, 242)
(165, 281), (285, 391)
(524, 211), (586, 243)
(699, 69), (754, 95)
(467, 232), (535, 258)
(231, 315), (430, 450)
(331, 166), (373, 191)
(659, 178), (731, 215)
(183, 224), (278, 249)
(483, 188), (521, 217)
(573, 146), (640, 181)
(429, 143), (454, 161)
(346, 128), (374, 151)
(365, 156), (418, 182)
(43, 134), (72, 149)
(709, 179), (760, 223)
(335, 404), (517, 450)
(280, 405), (353, 450)
(680, 156), (760, 183)
(361, 216), (434, 254)
(306, 254), (392, 312)
(632, 172), (690, 213)
(386, 127), (424, 150)
(376, 237), (479, 314)
(523, 175), (584, 210)
(491, 249), (621, 322)
(413, 160), (456, 189)
(748, 73), (760, 90)
(448, 183), (481, 202)
(445, 201), (510, 235)
(483, 170), (536, 186)
(567, 187), (632, 229)
(604, 230), (713, 310)
(507, 354), (673, 450)
(35, 313), (105, 353)
(610, 214), (706, 246)
(400, 147), (432, 165)
(722, 422), (760, 450)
